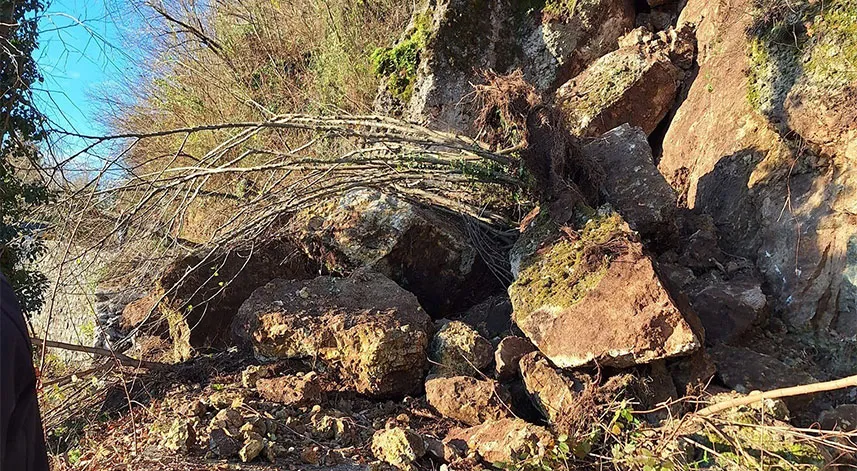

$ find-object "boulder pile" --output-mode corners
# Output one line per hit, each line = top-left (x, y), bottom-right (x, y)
(116, 0), (857, 470)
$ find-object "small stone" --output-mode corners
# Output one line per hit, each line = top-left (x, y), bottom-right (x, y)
(241, 364), (276, 388)
(160, 418), (195, 453)
(209, 407), (243, 434)
(256, 373), (322, 407)
(209, 428), (241, 458)
(239, 433), (265, 462)
(300, 446), (320, 465)
(371, 427), (426, 469)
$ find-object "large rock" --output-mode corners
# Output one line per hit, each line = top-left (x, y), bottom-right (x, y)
(709, 345), (818, 412)
(659, 0), (857, 336)
(124, 239), (317, 361)
(444, 418), (554, 466)
(428, 320), (493, 377)
(555, 46), (680, 137)
(582, 124), (678, 240)
(518, 352), (586, 434)
(231, 270), (432, 398)
(688, 277), (768, 345)
(509, 209), (701, 368)
(460, 295), (513, 340)
(425, 376), (512, 426)
(375, 0), (634, 133)
(290, 188), (498, 317)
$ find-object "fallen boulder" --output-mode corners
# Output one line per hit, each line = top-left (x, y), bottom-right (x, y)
(688, 277), (767, 345)
(556, 46), (680, 137)
(509, 209), (701, 368)
(375, 0), (634, 133)
(460, 296), (514, 340)
(231, 270), (432, 397)
(582, 124), (678, 240)
(429, 320), (494, 377)
(425, 376), (513, 426)
(124, 239), (317, 362)
(444, 418), (554, 466)
(290, 188), (498, 317)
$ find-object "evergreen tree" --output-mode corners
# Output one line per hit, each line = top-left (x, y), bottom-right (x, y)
(1, 0), (51, 315)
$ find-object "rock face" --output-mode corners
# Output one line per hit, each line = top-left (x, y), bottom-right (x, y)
(255, 373), (322, 407)
(494, 336), (536, 381)
(582, 124), (678, 240)
(509, 209), (701, 368)
(290, 188), (498, 317)
(375, 0), (634, 133)
(444, 418), (554, 466)
(231, 271), (432, 397)
(428, 320), (494, 377)
(659, 0), (857, 336)
(518, 352), (585, 433)
(555, 46), (679, 137)
(425, 376), (512, 426)
(125, 239), (317, 361)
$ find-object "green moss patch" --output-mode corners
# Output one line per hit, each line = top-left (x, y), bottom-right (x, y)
(560, 51), (646, 132)
(371, 10), (433, 103)
(511, 210), (628, 320)
(745, 0), (857, 114)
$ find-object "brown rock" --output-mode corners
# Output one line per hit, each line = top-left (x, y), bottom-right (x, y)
(460, 296), (513, 340)
(582, 124), (678, 240)
(232, 270), (431, 398)
(125, 239), (317, 361)
(209, 428), (241, 458)
(256, 373), (322, 407)
(509, 210), (701, 368)
(494, 336), (536, 380)
(290, 188), (499, 317)
(371, 427), (426, 470)
(444, 418), (554, 465)
(556, 47), (679, 137)
(518, 352), (586, 433)
(428, 321), (494, 377)
(659, 0), (857, 336)
(425, 376), (513, 426)
(667, 350), (717, 396)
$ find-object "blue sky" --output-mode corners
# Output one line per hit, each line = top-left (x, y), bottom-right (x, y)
(35, 0), (137, 150)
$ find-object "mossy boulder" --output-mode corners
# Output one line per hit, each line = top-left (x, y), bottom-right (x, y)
(428, 320), (494, 377)
(231, 270), (432, 398)
(508, 208), (701, 368)
(556, 45), (680, 137)
(289, 188), (499, 317)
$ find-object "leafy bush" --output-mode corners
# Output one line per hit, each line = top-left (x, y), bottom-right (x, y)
(1, 0), (52, 315)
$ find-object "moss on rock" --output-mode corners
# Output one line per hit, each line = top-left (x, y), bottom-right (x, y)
(510, 209), (627, 322)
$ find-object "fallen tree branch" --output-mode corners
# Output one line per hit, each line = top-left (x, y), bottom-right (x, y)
(32, 337), (166, 370)
(697, 374), (857, 416)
